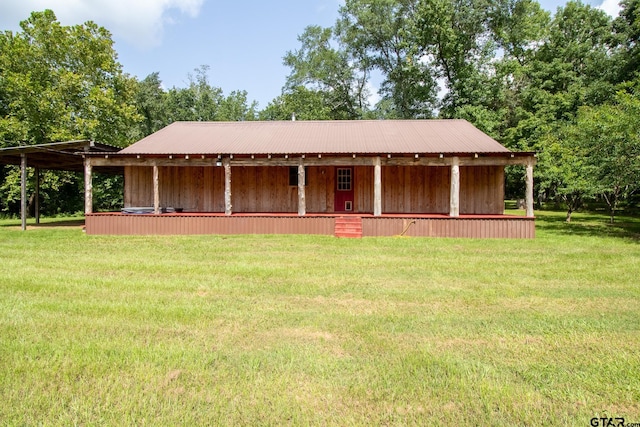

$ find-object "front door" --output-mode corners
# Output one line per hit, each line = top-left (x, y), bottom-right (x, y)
(335, 167), (354, 212)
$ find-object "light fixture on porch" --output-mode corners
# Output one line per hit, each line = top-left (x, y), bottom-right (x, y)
(216, 156), (222, 167)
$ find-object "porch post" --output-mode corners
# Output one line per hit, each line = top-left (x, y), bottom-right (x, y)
(298, 158), (306, 216)
(35, 167), (40, 224)
(152, 163), (160, 214)
(373, 156), (382, 216)
(84, 157), (93, 215)
(223, 158), (232, 215)
(21, 154), (27, 231)
(449, 156), (460, 217)
(525, 157), (534, 218)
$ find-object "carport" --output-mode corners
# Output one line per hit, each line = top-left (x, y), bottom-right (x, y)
(0, 140), (120, 230)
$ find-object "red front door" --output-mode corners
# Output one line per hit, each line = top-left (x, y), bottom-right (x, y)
(335, 167), (354, 212)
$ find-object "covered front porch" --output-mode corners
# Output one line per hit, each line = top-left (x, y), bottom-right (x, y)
(84, 153), (535, 238)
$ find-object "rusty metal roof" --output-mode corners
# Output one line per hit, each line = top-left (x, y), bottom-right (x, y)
(118, 120), (511, 155)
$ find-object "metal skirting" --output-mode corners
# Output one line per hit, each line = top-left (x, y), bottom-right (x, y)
(86, 213), (534, 238)
(85, 214), (335, 236)
(361, 217), (535, 238)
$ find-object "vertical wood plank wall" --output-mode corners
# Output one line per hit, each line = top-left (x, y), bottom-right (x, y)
(382, 166), (451, 214)
(460, 166), (505, 214)
(124, 164), (505, 215)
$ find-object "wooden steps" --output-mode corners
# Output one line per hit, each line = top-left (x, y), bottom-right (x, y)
(334, 216), (363, 238)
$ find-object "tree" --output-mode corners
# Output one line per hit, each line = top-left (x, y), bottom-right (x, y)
(0, 10), (139, 147)
(134, 72), (167, 138)
(572, 91), (640, 222)
(537, 126), (596, 222)
(337, 0), (438, 118)
(0, 10), (140, 216)
(283, 25), (369, 119)
(612, 0), (640, 82)
(164, 66), (257, 122)
(259, 86), (333, 120)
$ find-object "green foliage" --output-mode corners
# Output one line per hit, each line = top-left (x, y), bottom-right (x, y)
(0, 9), (140, 147)
(259, 86), (333, 120)
(571, 91), (640, 221)
(0, 10), (139, 216)
(134, 72), (168, 138)
(163, 66), (257, 123)
(338, 0), (437, 118)
(283, 25), (369, 119)
(612, 0), (640, 81)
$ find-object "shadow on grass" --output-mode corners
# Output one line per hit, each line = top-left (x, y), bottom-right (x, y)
(0, 219), (85, 228)
(535, 210), (640, 241)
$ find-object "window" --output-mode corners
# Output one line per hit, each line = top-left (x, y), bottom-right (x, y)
(289, 166), (308, 186)
(337, 168), (352, 191)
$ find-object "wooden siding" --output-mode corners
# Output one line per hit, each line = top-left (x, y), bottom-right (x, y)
(124, 164), (505, 215)
(382, 166), (451, 214)
(460, 166), (504, 214)
(124, 166), (153, 207)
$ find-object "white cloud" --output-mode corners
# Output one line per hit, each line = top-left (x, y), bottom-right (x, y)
(598, 0), (622, 17)
(0, 0), (204, 48)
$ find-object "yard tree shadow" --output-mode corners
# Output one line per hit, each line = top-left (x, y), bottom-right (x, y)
(1, 218), (85, 229)
(534, 210), (640, 241)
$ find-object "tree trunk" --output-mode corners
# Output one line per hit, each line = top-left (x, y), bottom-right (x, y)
(566, 208), (572, 223)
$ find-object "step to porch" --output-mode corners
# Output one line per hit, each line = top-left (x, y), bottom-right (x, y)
(335, 216), (363, 238)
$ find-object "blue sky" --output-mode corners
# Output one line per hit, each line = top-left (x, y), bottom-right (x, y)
(0, 0), (622, 109)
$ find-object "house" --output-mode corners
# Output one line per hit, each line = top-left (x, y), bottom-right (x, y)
(84, 120), (536, 238)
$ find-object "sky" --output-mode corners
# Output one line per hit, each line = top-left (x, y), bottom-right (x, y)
(0, 0), (623, 110)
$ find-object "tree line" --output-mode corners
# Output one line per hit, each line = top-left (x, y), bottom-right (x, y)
(1, 2), (639, 221)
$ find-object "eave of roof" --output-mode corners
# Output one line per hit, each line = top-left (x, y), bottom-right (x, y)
(117, 120), (515, 156)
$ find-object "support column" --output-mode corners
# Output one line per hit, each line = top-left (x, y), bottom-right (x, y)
(84, 158), (93, 215)
(298, 158), (306, 216)
(153, 164), (160, 214)
(35, 167), (40, 224)
(373, 156), (382, 217)
(223, 158), (232, 216)
(449, 156), (460, 217)
(526, 157), (534, 218)
(21, 154), (27, 231)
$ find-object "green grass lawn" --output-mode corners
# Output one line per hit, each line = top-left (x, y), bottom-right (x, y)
(1, 211), (639, 425)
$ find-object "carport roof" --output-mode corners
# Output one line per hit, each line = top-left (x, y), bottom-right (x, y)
(0, 140), (120, 172)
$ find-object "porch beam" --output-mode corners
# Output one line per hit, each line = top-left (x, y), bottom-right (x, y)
(84, 157), (93, 215)
(373, 156), (382, 216)
(88, 155), (535, 168)
(152, 164), (160, 214)
(298, 158), (306, 216)
(449, 156), (460, 217)
(21, 154), (27, 231)
(526, 157), (534, 217)
(223, 158), (232, 215)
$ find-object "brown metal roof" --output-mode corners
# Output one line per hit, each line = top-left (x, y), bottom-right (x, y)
(118, 120), (511, 155)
